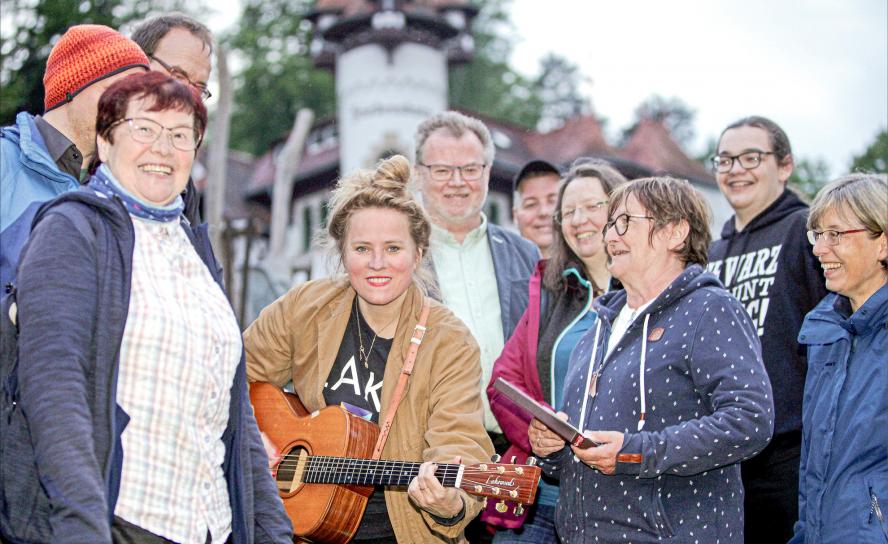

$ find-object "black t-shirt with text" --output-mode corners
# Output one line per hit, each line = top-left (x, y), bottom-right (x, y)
(324, 302), (395, 542)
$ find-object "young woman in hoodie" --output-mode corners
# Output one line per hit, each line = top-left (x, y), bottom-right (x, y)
(486, 159), (626, 542)
(530, 177), (774, 543)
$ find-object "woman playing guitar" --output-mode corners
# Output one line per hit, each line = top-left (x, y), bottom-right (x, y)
(244, 155), (495, 543)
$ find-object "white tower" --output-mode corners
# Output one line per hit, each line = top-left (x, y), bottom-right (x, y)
(307, 0), (477, 172)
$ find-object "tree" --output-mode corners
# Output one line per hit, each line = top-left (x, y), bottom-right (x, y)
(849, 128), (887, 173)
(623, 94), (696, 147)
(225, 0), (334, 156)
(788, 157), (831, 201)
(447, 0), (542, 129)
(534, 53), (589, 132)
(0, 0), (191, 125)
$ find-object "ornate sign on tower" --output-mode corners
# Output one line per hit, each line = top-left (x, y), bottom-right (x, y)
(306, 0), (478, 172)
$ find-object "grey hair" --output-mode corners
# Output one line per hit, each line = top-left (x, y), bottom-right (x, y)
(414, 111), (495, 165)
(808, 173), (888, 269)
(131, 12), (214, 56)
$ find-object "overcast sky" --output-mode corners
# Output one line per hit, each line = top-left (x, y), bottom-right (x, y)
(205, 0), (887, 175)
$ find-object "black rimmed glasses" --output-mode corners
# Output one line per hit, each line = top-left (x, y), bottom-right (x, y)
(806, 228), (870, 246)
(112, 117), (201, 152)
(420, 163), (487, 182)
(710, 150), (774, 173)
(603, 213), (654, 237)
(149, 55), (212, 101)
(555, 199), (608, 225)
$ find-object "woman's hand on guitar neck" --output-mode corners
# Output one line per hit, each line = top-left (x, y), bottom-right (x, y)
(408, 456), (464, 520)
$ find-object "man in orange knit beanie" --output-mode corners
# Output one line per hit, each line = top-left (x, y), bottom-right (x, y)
(1, 24), (148, 287)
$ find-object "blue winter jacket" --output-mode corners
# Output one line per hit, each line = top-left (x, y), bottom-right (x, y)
(0, 187), (292, 543)
(543, 265), (774, 543)
(790, 283), (888, 544)
(0, 112), (80, 288)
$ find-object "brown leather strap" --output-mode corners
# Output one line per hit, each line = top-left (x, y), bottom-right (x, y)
(617, 453), (643, 464)
(371, 299), (431, 459)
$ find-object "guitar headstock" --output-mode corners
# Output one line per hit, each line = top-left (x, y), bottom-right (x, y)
(458, 460), (541, 505)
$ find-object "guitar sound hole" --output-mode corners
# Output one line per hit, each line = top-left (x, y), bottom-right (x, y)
(276, 445), (307, 493)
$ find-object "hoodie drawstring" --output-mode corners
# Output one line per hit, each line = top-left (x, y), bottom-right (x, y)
(578, 319), (603, 434)
(638, 313), (650, 431)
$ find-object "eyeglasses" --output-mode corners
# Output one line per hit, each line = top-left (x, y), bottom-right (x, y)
(806, 228), (870, 246)
(710, 150), (774, 173)
(604, 213), (654, 237)
(555, 200), (608, 225)
(420, 163), (487, 182)
(111, 117), (201, 151)
(149, 55), (212, 101)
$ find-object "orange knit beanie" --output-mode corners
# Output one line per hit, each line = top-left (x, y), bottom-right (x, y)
(43, 24), (149, 112)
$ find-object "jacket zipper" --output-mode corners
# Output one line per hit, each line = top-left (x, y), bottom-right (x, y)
(872, 491), (888, 540)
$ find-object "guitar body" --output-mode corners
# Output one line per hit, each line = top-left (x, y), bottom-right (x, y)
(250, 382), (378, 544)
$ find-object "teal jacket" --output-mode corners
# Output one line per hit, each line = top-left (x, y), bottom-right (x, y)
(1, 112), (79, 287)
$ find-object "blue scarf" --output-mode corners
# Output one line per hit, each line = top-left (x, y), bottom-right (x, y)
(89, 164), (184, 223)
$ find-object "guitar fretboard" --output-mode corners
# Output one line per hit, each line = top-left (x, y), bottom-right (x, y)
(277, 454), (462, 488)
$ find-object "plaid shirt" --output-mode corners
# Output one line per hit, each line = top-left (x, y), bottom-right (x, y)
(114, 216), (242, 544)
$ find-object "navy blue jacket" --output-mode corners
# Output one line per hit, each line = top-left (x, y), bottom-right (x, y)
(545, 265), (774, 543)
(485, 222), (540, 339)
(790, 283), (888, 543)
(1, 187), (292, 543)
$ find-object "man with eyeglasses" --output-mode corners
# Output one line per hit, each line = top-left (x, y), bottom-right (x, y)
(1, 24), (149, 288)
(706, 116), (827, 544)
(413, 112), (538, 450)
(131, 13), (213, 226)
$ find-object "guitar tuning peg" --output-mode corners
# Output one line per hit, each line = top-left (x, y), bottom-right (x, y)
(510, 456), (516, 463)
(526, 456), (538, 466)
(514, 504), (525, 516)
(490, 454), (501, 463)
(495, 500), (508, 513)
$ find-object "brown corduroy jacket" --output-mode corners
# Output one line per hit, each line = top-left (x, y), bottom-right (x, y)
(243, 278), (494, 543)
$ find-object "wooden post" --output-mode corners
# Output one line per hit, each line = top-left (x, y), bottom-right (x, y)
(269, 108), (314, 258)
(205, 44), (233, 261)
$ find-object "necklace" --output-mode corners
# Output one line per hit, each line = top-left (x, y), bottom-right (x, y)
(353, 297), (399, 369)
(354, 298), (377, 369)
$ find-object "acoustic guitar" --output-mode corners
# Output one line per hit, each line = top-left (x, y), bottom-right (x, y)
(249, 382), (541, 544)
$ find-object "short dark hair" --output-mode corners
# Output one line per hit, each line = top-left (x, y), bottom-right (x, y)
(131, 12), (213, 56)
(544, 158), (628, 292)
(607, 177), (712, 267)
(719, 115), (792, 166)
(96, 71), (208, 148)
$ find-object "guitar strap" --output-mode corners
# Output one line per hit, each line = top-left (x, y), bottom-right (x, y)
(371, 298), (431, 460)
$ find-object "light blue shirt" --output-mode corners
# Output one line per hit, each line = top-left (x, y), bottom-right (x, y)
(430, 214), (504, 433)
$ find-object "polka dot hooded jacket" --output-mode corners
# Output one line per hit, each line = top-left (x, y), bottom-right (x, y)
(543, 265), (774, 543)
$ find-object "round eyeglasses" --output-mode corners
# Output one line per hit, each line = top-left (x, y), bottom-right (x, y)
(603, 213), (654, 237)
(420, 163), (487, 182)
(149, 55), (212, 101)
(111, 117), (201, 152)
(555, 200), (608, 225)
(710, 151), (774, 173)
(806, 228), (870, 246)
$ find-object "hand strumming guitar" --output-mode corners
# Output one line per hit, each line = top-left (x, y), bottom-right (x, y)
(407, 456), (464, 519)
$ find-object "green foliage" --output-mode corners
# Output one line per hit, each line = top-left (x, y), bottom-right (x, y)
(534, 53), (589, 132)
(850, 129), (887, 173)
(0, 0), (190, 125)
(623, 94), (696, 147)
(448, 0), (542, 129)
(225, 0), (334, 155)
(789, 157), (831, 201)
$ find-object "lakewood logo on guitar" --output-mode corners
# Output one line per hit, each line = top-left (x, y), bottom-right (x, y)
(250, 382), (541, 544)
